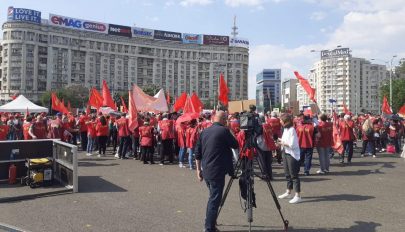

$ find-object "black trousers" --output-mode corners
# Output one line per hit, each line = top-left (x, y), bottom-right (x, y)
(132, 136), (140, 157)
(205, 177), (225, 232)
(282, 153), (300, 193)
(342, 141), (354, 162)
(118, 136), (131, 158)
(160, 139), (174, 163)
(141, 146), (154, 163)
(98, 136), (108, 155)
(80, 132), (88, 151)
(257, 149), (273, 178)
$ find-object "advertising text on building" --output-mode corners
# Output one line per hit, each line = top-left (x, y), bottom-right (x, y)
(7, 7), (41, 24)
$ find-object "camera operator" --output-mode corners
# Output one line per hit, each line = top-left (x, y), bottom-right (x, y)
(195, 111), (239, 232)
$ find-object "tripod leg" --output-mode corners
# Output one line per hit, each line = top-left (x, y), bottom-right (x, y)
(217, 157), (242, 220)
(254, 155), (289, 231)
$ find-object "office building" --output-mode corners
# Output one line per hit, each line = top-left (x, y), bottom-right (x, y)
(281, 78), (298, 111)
(256, 69), (281, 113)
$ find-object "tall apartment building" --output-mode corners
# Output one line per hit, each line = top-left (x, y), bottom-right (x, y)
(311, 48), (387, 114)
(281, 78), (298, 110)
(0, 7), (249, 104)
(256, 69), (281, 113)
(296, 71), (314, 111)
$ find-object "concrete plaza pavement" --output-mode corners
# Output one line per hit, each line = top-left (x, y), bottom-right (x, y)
(1, 146), (405, 232)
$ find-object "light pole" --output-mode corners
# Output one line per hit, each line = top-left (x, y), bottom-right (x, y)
(371, 55), (397, 107)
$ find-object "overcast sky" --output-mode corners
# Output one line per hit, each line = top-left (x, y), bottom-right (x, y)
(1, 0), (404, 99)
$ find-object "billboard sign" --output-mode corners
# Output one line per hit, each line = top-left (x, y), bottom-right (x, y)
(154, 30), (182, 41)
(230, 37), (249, 49)
(182, 33), (202, 44)
(132, 27), (154, 39)
(108, 24), (132, 37)
(321, 48), (350, 59)
(7, 7), (41, 24)
(49, 14), (108, 33)
(203, 35), (229, 46)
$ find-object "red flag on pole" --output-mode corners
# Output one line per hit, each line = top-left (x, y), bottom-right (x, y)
(88, 87), (104, 109)
(173, 92), (187, 112)
(343, 103), (351, 115)
(120, 96), (128, 113)
(191, 92), (204, 113)
(294, 71), (316, 103)
(86, 103), (91, 115)
(382, 96), (393, 114)
(166, 91), (170, 105)
(398, 104), (405, 116)
(102, 80), (116, 110)
(128, 90), (138, 131)
(218, 73), (229, 106)
(51, 92), (63, 113)
(183, 95), (196, 114)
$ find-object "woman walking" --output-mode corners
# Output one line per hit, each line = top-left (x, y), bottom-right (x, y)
(96, 116), (109, 157)
(277, 114), (302, 204)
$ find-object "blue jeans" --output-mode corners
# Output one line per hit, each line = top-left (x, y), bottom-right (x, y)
(87, 136), (95, 153)
(342, 141), (353, 162)
(178, 147), (186, 163)
(299, 148), (313, 173)
(188, 147), (195, 168)
(205, 177), (225, 232)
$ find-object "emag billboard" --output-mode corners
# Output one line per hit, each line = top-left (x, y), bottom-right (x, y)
(7, 7), (41, 24)
(182, 33), (202, 44)
(49, 14), (108, 34)
(203, 35), (229, 46)
(154, 30), (182, 42)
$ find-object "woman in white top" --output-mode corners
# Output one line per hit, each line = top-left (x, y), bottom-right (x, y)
(277, 114), (302, 204)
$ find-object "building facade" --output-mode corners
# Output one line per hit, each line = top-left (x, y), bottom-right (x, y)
(311, 48), (387, 114)
(256, 69), (281, 113)
(281, 78), (298, 111)
(0, 7), (249, 104)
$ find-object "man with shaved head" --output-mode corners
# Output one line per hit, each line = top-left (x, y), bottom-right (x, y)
(195, 110), (239, 232)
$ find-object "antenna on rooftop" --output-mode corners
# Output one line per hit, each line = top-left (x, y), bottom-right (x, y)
(231, 15), (238, 38)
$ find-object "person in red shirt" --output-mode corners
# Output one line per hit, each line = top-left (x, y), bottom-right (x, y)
(0, 120), (9, 140)
(177, 122), (187, 168)
(22, 116), (33, 140)
(338, 114), (355, 164)
(257, 116), (277, 180)
(86, 116), (97, 156)
(296, 115), (318, 175)
(116, 114), (131, 159)
(96, 115), (109, 157)
(131, 117), (142, 160)
(186, 119), (199, 169)
(139, 118), (155, 164)
(78, 112), (89, 151)
(158, 114), (175, 165)
(200, 114), (213, 131)
(267, 112), (283, 164)
(29, 115), (48, 139)
(316, 114), (333, 173)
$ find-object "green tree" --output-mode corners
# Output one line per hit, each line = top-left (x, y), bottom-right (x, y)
(40, 85), (89, 108)
(380, 79), (405, 113)
(142, 84), (161, 96)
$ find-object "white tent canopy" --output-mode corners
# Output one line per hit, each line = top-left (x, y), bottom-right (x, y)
(0, 95), (48, 113)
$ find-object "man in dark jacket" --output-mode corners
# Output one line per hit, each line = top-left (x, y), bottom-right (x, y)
(195, 111), (239, 232)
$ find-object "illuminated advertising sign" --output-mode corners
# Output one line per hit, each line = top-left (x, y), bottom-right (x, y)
(49, 14), (108, 33)
(321, 48), (350, 59)
(230, 37), (249, 49)
(7, 7), (41, 24)
(154, 30), (182, 42)
(203, 35), (229, 46)
(108, 24), (132, 37)
(132, 27), (154, 39)
(182, 33), (202, 44)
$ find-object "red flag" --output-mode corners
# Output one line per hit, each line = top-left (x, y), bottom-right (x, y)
(173, 92), (187, 112)
(382, 96), (392, 115)
(191, 92), (204, 113)
(294, 71), (316, 103)
(102, 80), (116, 110)
(88, 87), (104, 109)
(128, 90), (138, 131)
(51, 92), (63, 113)
(183, 95), (196, 114)
(398, 104), (405, 116)
(86, 103), (91, 115)
(303, 108), (313, 117)
(120, 96), (128, 113)
(166, 91), (170, 105)
(67, 101), (72, 113)
(218, 73), (229, 106)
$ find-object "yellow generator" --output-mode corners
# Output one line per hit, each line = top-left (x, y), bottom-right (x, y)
(21, 158), (53, 188)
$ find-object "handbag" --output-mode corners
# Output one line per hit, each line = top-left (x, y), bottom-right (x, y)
(386, 144), (396, 154)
